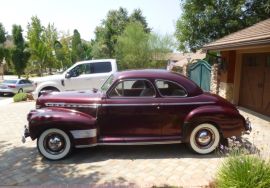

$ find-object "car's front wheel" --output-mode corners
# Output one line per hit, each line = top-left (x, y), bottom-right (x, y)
(188, 123), (220, 154)
(18, 88), (23, 93)
(37, 128), (72, 160)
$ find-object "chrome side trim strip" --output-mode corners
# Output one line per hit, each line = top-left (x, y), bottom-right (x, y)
(45, 101), (215, 108)
(75, 140), (182, 148)
(102, 101), (215, 107)
(70, 129), (97, 139)
(45, 102), (100, 108)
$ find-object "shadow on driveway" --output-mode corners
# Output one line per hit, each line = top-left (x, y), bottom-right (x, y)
(0, 138), (259, 186)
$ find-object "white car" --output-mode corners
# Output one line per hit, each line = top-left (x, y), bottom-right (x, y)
(32, 59), (117, 98)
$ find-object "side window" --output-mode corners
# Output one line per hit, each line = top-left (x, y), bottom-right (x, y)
(69, 64), (87, 77)
(155, 80), (187, 97)
(90, 62), (112, 74)
(24, 80), (32, 84)
(18, 80), (25, 84)
(109, 79), (155, 97)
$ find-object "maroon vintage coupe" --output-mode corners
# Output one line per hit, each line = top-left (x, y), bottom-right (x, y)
(22, 70), (251, 160)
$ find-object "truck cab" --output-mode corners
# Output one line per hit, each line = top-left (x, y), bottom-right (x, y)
(32, 59), (117, 99)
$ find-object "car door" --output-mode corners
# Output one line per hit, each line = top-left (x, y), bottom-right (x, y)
(22, 79), (34, 92)
(16, 80), (27, 92)
(99, 79), (163, 139)
(86, 61), (113, 89)
(64, 63), (89, 91)
(154, 79), (193, 137)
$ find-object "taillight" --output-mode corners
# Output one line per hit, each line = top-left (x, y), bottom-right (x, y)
(8, 85), (16, 88)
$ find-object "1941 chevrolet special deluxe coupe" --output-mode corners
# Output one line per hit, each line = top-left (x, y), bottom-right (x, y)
(22, 70), (251, 160)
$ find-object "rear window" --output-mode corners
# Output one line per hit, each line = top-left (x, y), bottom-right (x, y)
(3, 80), (17, 84)
(90, 62), (112, 73)
(155, 80), (187, 97)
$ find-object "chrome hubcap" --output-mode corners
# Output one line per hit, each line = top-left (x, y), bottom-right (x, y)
(195, 129), (214, 148)
(44, 133), (66, 155)
(48, 136), (63, 151)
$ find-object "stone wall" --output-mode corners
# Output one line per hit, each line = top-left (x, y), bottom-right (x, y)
(210, 63), (234, 102)
(210, 63), (219, 95)
(219, 82), (234, 103)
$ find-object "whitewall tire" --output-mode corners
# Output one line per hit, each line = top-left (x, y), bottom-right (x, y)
(37, 128), (72, 160)
(188, 123), (220, 154)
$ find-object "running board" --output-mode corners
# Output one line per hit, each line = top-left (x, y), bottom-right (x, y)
(75, 140), (182, 148)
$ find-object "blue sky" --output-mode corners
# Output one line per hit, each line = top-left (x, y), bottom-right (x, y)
(0, 0), (181, 40)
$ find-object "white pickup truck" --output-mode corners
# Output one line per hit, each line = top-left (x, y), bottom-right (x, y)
(32, 59), (117, 99)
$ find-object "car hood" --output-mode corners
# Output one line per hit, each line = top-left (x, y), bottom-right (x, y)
(37, 90), (103, 104)
(36, 90), (104, 117)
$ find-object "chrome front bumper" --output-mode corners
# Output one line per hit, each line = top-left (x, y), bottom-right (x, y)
(21, 125), (30, 143)
(244, 117), (252, 135)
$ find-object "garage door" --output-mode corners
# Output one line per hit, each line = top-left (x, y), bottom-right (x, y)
(239, 53), (270, 116)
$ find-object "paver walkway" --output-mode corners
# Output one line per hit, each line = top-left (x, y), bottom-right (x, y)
(0, 102), (269, 187)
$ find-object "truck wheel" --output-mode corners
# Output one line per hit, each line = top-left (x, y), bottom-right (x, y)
(38, 87), (59, 97)
(188, 123), (220, 154)
(37, 128), (72, 160)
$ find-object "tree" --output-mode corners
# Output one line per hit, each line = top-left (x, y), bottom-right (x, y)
(129, 9), (151, 33)
(0, 23), (7, 64)
(43, 23), (58, 74)
(10, 25), (30, 78)
(92, 7), (150, 59)
(116, 22), (150, 69)
(175, 0), (270, 52)
(27, 16), (46, 76)
(92, 7), (129, 58)
(54, 34), (73, 70)
(148, 33), (176, 68)
(71, 29), (85, 63)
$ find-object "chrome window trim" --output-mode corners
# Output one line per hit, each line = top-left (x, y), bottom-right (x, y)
(155, 79), (188, 98)
(107, 78), (157, 98)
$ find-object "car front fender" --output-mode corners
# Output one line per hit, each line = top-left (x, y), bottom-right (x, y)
(182, 105), (246, 141)
(27, 107), (97, 140)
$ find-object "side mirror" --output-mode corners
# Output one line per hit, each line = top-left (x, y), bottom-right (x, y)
(65, 72), (71, 79)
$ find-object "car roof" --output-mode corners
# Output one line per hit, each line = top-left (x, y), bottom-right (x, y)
(75, 59), (116, 65)
(113, 69), (203, 96)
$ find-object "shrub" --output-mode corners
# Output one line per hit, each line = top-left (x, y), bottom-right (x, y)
(13, 93), (28, 102)
(215, 155), (270, 188)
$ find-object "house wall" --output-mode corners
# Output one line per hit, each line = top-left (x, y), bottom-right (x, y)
(213, 46), (270, 105)
(217, 51), (236, 103)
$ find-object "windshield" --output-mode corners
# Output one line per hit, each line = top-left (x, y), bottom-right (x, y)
(101, 74), (114, 92)
(3, 80), (17, 84)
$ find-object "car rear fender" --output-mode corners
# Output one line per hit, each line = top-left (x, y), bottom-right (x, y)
(182, 105), (245, 142)
(28, 107), (97, 141)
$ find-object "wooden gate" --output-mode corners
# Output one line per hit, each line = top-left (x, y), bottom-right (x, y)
(188, 60), (211, 91)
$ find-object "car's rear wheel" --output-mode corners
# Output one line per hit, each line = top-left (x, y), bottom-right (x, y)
(37, 128), (72, 160)
(18, 88), (23, 93)
(188, 123), (220, 154)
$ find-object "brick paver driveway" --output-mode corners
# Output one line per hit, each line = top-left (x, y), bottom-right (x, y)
(0, 102), (269, 187)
